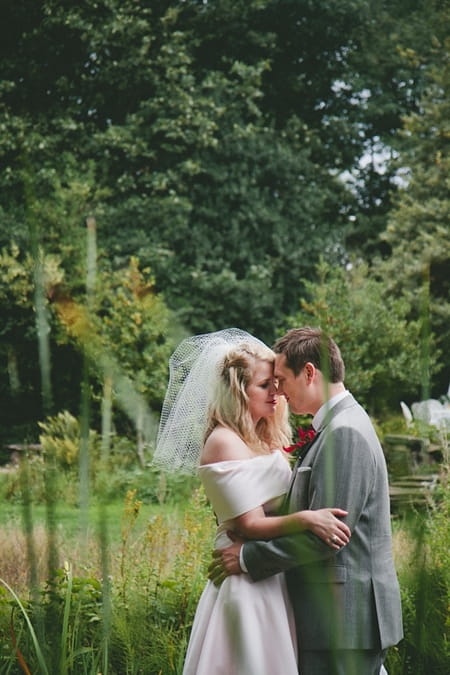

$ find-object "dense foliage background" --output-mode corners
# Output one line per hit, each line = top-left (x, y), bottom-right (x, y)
(0, 0), (449, 446)
(0, 5), (449, 673)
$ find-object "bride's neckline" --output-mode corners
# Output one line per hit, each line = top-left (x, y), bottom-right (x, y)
(199, 449), (282, 469)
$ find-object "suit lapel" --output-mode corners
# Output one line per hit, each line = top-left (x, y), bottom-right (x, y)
(282, 394), (355, 511)
(283, 430), (322, 510)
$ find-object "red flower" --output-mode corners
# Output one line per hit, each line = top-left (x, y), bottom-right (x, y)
(284, 426), (316, 454)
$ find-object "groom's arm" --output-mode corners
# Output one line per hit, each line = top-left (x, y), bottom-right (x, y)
(243, 426), (376, 581)
(242, 528), (333, 580)
(208, 528), (325, 585)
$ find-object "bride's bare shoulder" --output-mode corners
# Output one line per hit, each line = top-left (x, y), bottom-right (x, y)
(200, 426), (252, 465)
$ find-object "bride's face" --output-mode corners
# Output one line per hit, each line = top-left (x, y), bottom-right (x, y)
(246, 359), (278, 424)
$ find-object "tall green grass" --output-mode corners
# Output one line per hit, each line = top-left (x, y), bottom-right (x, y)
(0, 486), (215, 674)
(1, 474), (449, 673)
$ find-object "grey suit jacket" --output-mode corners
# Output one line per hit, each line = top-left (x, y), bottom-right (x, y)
(243, 393), (403, 651)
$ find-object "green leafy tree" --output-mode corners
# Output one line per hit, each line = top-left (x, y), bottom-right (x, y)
(136, 117), (350, 342)
(1, 0), (447, 436)
(336, 0), (448, 260)
(181, 0), (439, 262)
(1, 0), (432, 341)
(51, 255), (175, 462)
(0, 245), (66, 441)
(377, 7), (450, 396)
(285, 260), (436, 413)
(92, 257), (173, 410)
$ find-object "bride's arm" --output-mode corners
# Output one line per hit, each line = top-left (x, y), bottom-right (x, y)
(232, 506), (351, 548)
(201, 428), (351, 547)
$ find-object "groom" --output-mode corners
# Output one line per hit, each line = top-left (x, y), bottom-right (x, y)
(209, 327), (403, 674)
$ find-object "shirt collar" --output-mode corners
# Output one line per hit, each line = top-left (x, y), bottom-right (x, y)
(312, 389), (349, 431)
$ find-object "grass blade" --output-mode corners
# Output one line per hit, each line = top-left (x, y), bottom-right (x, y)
(0, 578), (50, 675)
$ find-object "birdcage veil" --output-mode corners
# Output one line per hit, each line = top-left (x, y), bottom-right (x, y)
(152, 328), (267, 474)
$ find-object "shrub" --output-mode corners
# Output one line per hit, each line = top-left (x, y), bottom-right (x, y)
(38, 410), (101, 470)
(387, 465), (450, 674)
(1, 411), (201, 509)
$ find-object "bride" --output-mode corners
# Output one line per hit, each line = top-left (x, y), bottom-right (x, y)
(153, 329), (350, 674)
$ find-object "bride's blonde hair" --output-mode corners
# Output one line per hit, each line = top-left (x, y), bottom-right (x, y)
(206, 342), (292, 454)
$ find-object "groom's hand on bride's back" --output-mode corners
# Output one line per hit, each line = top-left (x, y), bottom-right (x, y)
(208, 532), (245, 586)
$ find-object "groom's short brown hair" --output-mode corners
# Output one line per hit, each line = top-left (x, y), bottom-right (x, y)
(273, 327), (345, 383)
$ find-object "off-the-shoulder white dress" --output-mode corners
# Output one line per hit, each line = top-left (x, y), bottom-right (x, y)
(182, 450), (298, 675)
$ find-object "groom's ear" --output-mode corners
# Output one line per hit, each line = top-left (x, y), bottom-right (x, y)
(304, 362), (316, 383)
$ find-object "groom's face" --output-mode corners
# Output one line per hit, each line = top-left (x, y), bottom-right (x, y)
(274, 353), (311, 415)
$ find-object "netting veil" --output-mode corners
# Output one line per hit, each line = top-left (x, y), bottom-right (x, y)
(153, 328), (267, 474)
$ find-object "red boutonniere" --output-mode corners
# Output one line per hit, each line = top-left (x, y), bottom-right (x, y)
(284, 426), (316, 456)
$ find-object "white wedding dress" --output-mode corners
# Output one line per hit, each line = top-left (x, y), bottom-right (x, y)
(183, 450), (298, 675)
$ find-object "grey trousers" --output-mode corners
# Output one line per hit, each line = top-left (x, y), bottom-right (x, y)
(298, 648), (387, 675)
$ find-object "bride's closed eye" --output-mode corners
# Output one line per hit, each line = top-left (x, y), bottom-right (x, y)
(260, 379), (278, 389)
